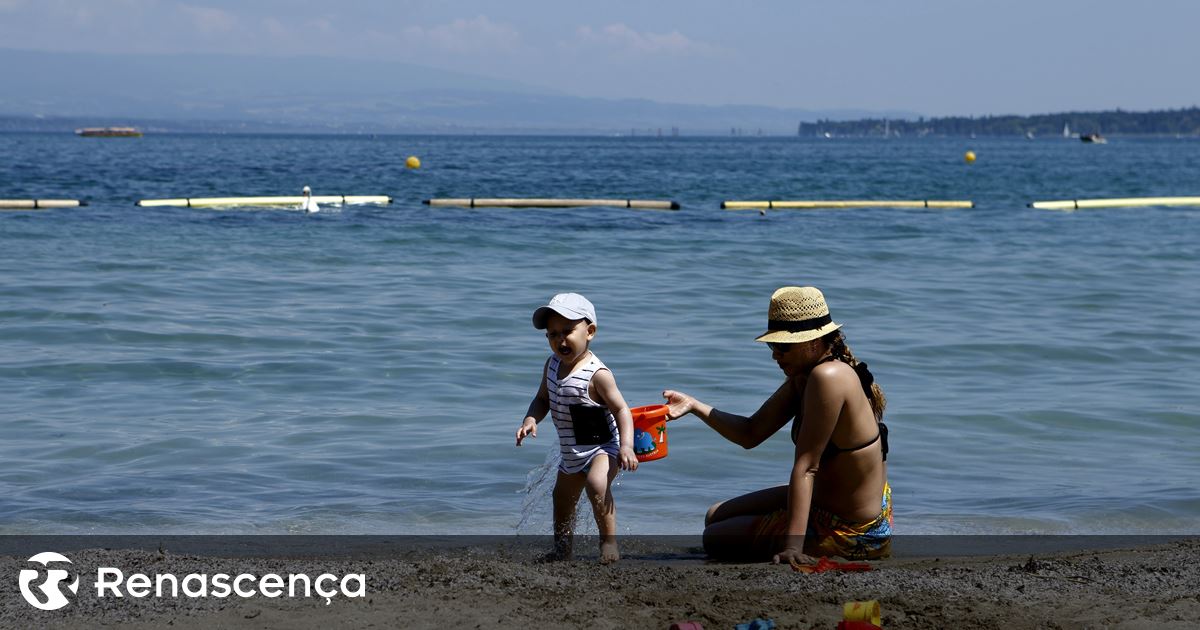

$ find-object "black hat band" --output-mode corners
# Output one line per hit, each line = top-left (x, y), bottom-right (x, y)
(767, 314), (832, 332)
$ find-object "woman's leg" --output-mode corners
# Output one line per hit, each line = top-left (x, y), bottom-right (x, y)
(703, 485), (788, 561)
(705, 485), (788, 525)
(584, 455), (620, 564)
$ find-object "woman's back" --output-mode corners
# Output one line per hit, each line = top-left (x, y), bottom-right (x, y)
(801, 359), (888, 523)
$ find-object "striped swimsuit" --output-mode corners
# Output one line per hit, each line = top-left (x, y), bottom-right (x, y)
(546, 353), (620, 474)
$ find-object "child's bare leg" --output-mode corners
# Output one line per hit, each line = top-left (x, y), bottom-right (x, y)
(584, 455), (620, 564)
(549, 470), (586, 561)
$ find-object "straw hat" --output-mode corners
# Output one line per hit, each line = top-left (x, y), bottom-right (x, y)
(754, 286), (842, 344)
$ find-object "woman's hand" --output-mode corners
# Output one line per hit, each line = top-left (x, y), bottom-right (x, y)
(661, 389), (696, 420)
(772, 546), (818, 568)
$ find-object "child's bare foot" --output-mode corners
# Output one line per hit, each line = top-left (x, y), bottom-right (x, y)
(599, 540), (620, 564)
(536, 549), (572, 563)
(537, 537), (573, 563)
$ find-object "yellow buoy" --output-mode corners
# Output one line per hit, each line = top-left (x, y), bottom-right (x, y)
(405, 156), (421, 169)
(964, 151), (976, 163)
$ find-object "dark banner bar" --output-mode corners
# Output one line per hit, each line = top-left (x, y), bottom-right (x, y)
(2, 536), (1196, 629)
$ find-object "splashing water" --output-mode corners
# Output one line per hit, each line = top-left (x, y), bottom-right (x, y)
(514, 447), (558, 534)
(516, 447), (627, 537)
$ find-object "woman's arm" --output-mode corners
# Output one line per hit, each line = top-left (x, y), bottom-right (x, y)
(662, 377), (798, 449)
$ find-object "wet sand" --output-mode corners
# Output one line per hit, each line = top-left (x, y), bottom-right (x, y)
(4, 537), (1197, 629)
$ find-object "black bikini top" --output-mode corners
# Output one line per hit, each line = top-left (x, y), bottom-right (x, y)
(822, 422), (888, 462)
(791, 356), (889, 462)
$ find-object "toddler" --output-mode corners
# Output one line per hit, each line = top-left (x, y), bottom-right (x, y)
(516, 293), (637, 563)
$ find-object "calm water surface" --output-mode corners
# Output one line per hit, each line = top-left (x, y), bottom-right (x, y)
(1, 133), (1197, 534)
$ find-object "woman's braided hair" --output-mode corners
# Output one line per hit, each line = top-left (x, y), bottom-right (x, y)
(823, 330), (886, 420)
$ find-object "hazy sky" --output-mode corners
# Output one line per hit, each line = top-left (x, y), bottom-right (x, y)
(2, 0), (1197, 116)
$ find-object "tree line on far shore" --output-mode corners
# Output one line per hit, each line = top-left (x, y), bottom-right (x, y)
(800, 107), (1200, 138)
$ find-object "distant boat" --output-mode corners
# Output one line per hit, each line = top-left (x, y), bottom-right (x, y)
(1080, 133), (1107, 144)
(75, 126), (142, 137)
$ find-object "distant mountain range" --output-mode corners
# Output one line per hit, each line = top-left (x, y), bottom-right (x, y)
(0, 48), (925, 134)
(0, 48), (915, 134)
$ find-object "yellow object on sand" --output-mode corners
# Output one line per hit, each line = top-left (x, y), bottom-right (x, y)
(844, 600), (881, 626)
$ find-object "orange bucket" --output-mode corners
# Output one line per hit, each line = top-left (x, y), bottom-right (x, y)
(631, 404), (669, 462)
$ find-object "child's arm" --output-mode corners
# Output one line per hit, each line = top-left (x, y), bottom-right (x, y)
(516, 359), (551, 446)
(590, 369), (638, 471)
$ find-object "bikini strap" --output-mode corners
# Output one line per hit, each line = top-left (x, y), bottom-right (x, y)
(853, 361), (874, 390)
(821, 354), (874, 399)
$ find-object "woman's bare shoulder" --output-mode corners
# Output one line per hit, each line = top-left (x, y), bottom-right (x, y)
(806, 360), (858, 392)
(810, 359), (855, 379)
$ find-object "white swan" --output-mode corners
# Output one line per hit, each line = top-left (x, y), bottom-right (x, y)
(301, 185), (321, 213)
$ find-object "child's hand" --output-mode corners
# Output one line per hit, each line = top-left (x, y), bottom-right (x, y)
(516, 417), (537, 446)
(619, 445), (639, 471)
(662, 389), (695, 420)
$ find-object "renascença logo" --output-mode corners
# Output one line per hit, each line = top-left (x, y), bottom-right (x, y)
(16, 550), (366, 610)
(19, 552), (80, 611)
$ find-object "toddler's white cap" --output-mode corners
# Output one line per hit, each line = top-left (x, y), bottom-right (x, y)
(532, 293), (596, 329)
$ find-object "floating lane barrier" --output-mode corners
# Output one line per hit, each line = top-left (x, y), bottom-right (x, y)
(136, 195), (392, 208)
(423, 198), (680, 210)
(0, 199), (87, 210)
(722, 200), (974, 210)
(1029, 196), (1200, 211)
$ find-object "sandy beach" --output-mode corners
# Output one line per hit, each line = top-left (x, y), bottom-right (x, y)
(3, 536), (1196, 629)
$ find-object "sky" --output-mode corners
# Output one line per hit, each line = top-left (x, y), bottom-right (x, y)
(1, 0), (1197, 117)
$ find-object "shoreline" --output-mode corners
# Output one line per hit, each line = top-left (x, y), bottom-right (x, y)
(4, 536), (1196, 629)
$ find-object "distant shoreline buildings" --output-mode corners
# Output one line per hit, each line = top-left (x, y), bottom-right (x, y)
(800, 107), (1200, 138)
(75, 126), (143, 137)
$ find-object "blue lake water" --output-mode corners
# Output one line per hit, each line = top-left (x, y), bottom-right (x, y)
(1, 133), (1197, 535)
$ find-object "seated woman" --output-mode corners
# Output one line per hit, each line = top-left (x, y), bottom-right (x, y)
(662, 286), (891, 565)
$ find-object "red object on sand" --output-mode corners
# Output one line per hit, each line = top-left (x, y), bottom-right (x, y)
(669, 622), (704, 630)
(791, 556), (873, 574)
(836, 622), (881, 630)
